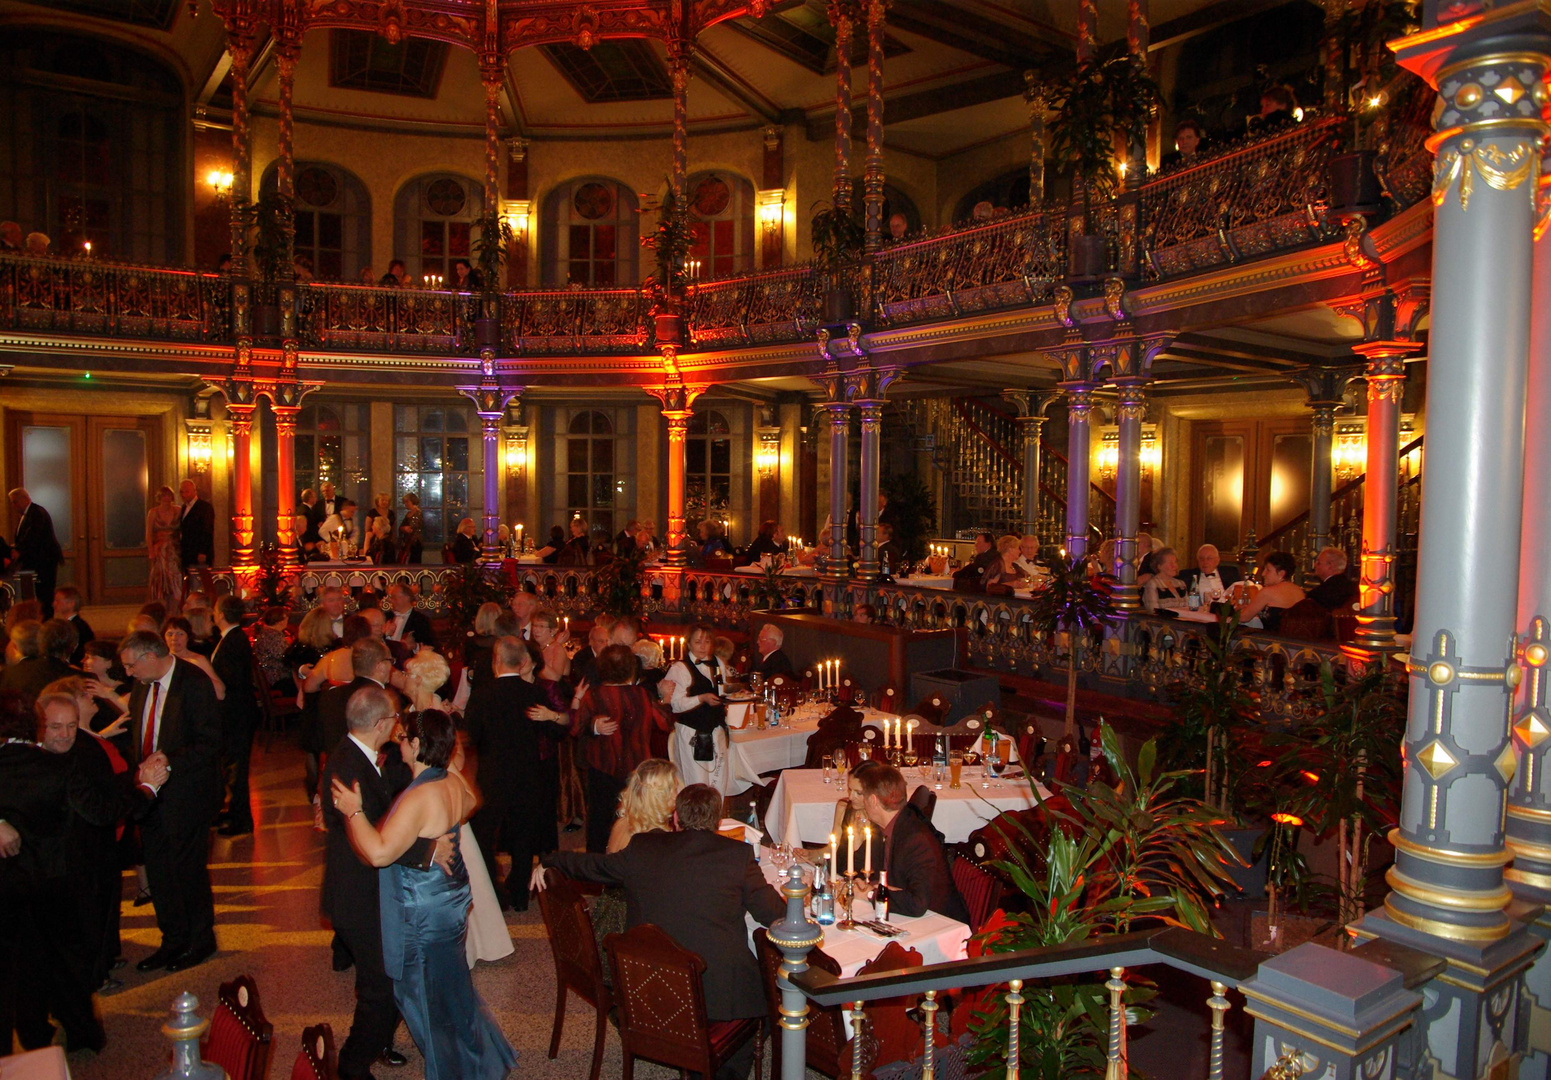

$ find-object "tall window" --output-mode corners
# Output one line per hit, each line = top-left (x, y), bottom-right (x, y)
(393, 173), (482, 285)
(260, 162), (371, 281)
(394, 405), (476, 551)
(0, 30), (183, 262)
(566, 411), (617, 534)
(685, 410), (732, 526)
(540, 177), (638, 286)
(294, 403), (371, 512)
(686, 173), (755, 279)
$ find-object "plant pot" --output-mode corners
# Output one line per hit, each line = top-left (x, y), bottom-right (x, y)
(1329, 150), (1383, 217)
(253, 301), (281, 339)
(654, 312), (684, 346)
(1247, 910), (1330, 954)
(474, 316), (501, 350)
(1067, 233), (1109, 281)
(823, 286), (854, 325)
(1225, 826), (1269, 900)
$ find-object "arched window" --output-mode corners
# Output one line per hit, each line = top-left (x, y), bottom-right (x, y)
(0, 30), (183, 261)
(540, 177), (638, 286)
(394, 404), (476, 550)
(686, 409), (732, 526)
(260, 162), (371, 281)
(952, 169), (1043, 225)
(566, 410), (617, 533)
(294, 402), (371, 511)
(685, 172), (755, 279)
(393, 173), (483, 285)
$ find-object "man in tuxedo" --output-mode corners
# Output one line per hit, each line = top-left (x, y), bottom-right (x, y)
(382, 584), (433, 650)
(178, 479), (215, 571)
(321, 500), (361, 548)
(541, 784), (784, 1040)
(856, 764), (970, 922)
(119, 630), (224, 973)
(8, 488), (63, 617)
(953, 531), (999, 592)
(874, 522), (906, 573)
(211, 596), (261, 836)
(309, 482), (340, 534)
(317, 638), (395, 763)
(1012, 534), (1044, 580)
(465, 636), (562, 911)
(569, 619), (614, 689)
(1181, 543), (1243, 604)
(321, 685), (444, 1080)
(750, 623), (794, 680)
(52, 586), (94, 664)
(320, 586), (348, 641)
(1308, 546), (1358, 610)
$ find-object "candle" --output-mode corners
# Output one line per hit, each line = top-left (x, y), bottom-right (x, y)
(847, 825), (855, 878)
(864, 825), (872, 875)
(829, 833), (837, 880)
(562, 616), (569, 634)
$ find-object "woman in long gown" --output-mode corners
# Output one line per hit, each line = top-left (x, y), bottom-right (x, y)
(145, 485), (183, 611)
(332, 709), (516, 1080)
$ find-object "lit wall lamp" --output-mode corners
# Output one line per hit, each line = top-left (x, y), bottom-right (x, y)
(501, 199), (532, 239)
(504, 429), (528, 472)
(1332, 421), (1366, 482)
(186, 419), (213, 474)
(1098, 427), (1160, 483)
(757, 429), (780, 478)
(206, 169), (234, 201)
(756, 188), (784, 236)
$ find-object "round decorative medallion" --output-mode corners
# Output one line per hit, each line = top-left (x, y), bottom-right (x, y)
(425, 178), (466, 217)
(573, 182), (615, 221)
(692, 176), (730, 218)
(296, 166), (337, 208)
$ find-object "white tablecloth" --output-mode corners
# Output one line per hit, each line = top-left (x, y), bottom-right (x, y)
(894, 574), (956, 590)
(764, 766), (1045, 846)
(0, 1048), (69, 1080)
(728, 706), (901, 783)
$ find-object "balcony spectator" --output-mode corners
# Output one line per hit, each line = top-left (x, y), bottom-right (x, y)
(1236, 551), (1305, 632)
(451, 259), (483, 291)
(398, 493), (423, 564)
(358, 266), (375, 285)
(292, 255), (314, 282)
(1250, 85), (1298, 135)
(536, 524), (565, 564)
(696, 519), (732, 563)
(557, 517), (590, 566)
(1308, 546), (1358, 610)
(378, 260), (406, 287)
(744, 519), (784, 561)
(952, 531), (999, 592)
(1012, 533), (1043, 580)
(888, 213), (909, 241)
(1135, 531), (1157, 584)
(320, 499), (359, 549)
(875, 521), (905, 572)
(1142, 548), (1187, 612)
(0, 221), (21, 252)
(24, 232), (49, 256)
(1161, 119), (1206, 170)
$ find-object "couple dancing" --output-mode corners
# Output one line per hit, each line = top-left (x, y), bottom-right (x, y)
(329, 689), (514, 1080)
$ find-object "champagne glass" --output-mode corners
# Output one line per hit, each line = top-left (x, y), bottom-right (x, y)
(903, 745), (918, 771)
(832, 747), (848, 781)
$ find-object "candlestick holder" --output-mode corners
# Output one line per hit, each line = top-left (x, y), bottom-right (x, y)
(836, 873), (857, 931)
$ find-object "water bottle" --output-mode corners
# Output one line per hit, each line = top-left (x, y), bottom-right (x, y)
(1187, 579), (1202, 611)
(814, 864), (836, 925)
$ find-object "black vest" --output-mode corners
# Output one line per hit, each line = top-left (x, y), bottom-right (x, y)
(676, 657), (726, 734)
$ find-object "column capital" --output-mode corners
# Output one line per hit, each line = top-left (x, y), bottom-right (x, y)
(1292, 361), (1361, 409)
(259, 379), (323, 412)
(1114, 381), (1148, 423)
(844, 362), (900, 404)
(457, 380), (523, 420)
(1001, 387), (1059, 421)
(645, 377), (706, 416)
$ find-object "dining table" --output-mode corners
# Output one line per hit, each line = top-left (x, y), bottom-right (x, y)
(726, 703), (901, 784)
(763, 763), (1045, 847)
(733, 564), (820, 578)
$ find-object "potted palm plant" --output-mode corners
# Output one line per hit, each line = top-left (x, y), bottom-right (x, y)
(470, 213), (513, 350)
(641, 188), (694, 345)
(1029, 554), (1116, 739)
(241, 191), (294, 338)
(809, 199), (866, 324)
(1047, 50), (1160, 281)
(1327, 0), (1420, 216)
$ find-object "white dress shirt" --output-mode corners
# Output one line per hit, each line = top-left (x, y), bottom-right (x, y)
(665, 656), (730, 714)
(348, 732), (383, 776)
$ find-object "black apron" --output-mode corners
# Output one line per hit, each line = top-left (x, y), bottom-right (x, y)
(676, 657), (726, 761)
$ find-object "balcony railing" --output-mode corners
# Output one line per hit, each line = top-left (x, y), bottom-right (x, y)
(0, 104), (1432, 363)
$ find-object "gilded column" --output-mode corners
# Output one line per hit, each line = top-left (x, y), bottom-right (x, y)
(228, 404), (256, 569)
(1125, 0), (1149, 185)
(459, 362), (522, 563)
(481, 63), (503, 215)
(1293, 364), (1356, 564)
(227, 30), (252, 271)
(649, 368), (702, 569)
(828, 0), (854, 211)
(848, 362), (897, 584)
(1352, 341), (1411, 654)
(1374, 42), (1550, 948)
(1062, 384), (1094, 559)
(822, 401), (851, 578)
(1111, 382), (1147, 610)
(273, 405), (300, 565)
(1023, 73), (1047, 206)
(275, 35), (298, 220)
(1002, 390), (1053, 543)
(1076, 0), (1097, 63)
(668, 39), (692, 210)
(862, 0), (887, 252)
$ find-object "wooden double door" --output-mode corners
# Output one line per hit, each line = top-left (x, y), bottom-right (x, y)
(6, 411), (161, 604)
(1190, 417), (1312, 557)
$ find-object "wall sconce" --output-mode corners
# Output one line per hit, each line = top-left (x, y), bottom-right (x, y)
(504, 429), (528, 472)
(186, 420), (213, 474)
(501, 199), (532, 238)
(1332, 421), (1366, 482)
(206, 169), (234, 201)
(757, 429), (780, 478)
(756, 188), (784, 236)
(1098, 427), (1160, 483)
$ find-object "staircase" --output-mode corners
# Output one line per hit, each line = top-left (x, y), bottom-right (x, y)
(895, 396), (1117, 553)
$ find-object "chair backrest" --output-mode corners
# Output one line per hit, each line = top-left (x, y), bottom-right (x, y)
(951, 856), (999, 933)
(538, 869), (606, 1000)
(907, 785), (936, 823)
(288, 1024), (336, 1080)
(874, 685), (900, 714)
(203, 975), (273, 1080)
(604, 923), (713, 1075)
(754, 927), (847, 1075)
(853, 942), (926, 1073)
(1278, 597), (1335, 641)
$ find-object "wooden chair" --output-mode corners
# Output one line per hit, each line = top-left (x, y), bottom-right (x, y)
(253, 661), (299, 751)
(754, 928), (848, 1078)
(847, 942), (927, 1075)
(1277, 597), (1336, 641)
(202, 974), (273, 1080)
(537, 869), (612, 1080)
(873, 685), (901, 714)
(604, 923), (763, 1080)
(950, 856), (999, 933)
(288, 1024), (337, 1080)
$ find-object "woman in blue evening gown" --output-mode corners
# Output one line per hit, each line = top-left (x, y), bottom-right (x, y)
(332, 709), (516, 1080)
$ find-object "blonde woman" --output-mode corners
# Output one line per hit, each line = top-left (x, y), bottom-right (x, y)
(609, 757), (679, 853)
(402, 649), (452, 713)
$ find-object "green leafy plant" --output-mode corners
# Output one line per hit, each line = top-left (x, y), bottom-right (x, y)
(641, 188), (695, 296)
(443, 560), (513, 630)
(969, 724), (1241, 1077)
(252, 543), (292, 609)
(594, 543), (646, 618)
(1159, 612), (1258, 820)
(1046, 51), (1161, 229)
(808, 200), (866, 268)
(241, 192), (295, 287)
(880, 470), (937, 562)
(1029, 554), (1116, 737)
(472, 213), (514, 293)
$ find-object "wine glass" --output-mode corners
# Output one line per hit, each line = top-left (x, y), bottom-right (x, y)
(988, 752), (1007, 788)
(903, 745), (918, 771)
(832, 747), (848, 781)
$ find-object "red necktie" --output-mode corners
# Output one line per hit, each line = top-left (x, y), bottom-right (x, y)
(376, 748), (389, 770)
(141, 682), (161, 762)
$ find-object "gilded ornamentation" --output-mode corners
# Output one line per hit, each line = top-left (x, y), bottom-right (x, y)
(1102, 277), (1126, 321)
(1432, 139), (1537, 211)
(1053, 285), (1074, 327)
(1342, 216), (1377, 270)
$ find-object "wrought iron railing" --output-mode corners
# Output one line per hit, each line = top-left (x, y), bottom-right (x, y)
(0, 253), (227, 341)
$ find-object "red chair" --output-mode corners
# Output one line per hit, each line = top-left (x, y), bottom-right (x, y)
(950, 856), (999, 933)
(604, 923), (764, 1080)
(288, 1024), (337, 1080)
(537, 869), (612, 1080)
(849, 942), (927, 1075)
(202, 975), (273, 1080)
(754, 928), (848, 1078)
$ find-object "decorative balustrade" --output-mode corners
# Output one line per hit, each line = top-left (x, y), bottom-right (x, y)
(302, 283), (465, 353)
(0, 253), (226, 341)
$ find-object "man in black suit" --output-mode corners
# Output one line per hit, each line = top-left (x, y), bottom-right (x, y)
(0, 619), (76, 704)
(8, 488), (63, 617)
(952, 531), (999, 592)
(750, 622), (794, 680)
(119, 630), (224, 973)
(309, 481), (341, 535)
(856, 764), (970, 922)
(541, 784), (784, 1035)
(382, 583), (434, 650)
(1181, 543), (1243, 604)
(1308, 546), (1359, 610)
(211, 596), (261, 836)
(317, 638), (396, 761)
(321, 684), (444, 1080)
(177, 479), (215, 571)
(465, 635), (563, 911)
(52, 586), (94, 664)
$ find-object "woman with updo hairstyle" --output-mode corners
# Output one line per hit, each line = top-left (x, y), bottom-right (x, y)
(403, 649), (453, 713)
